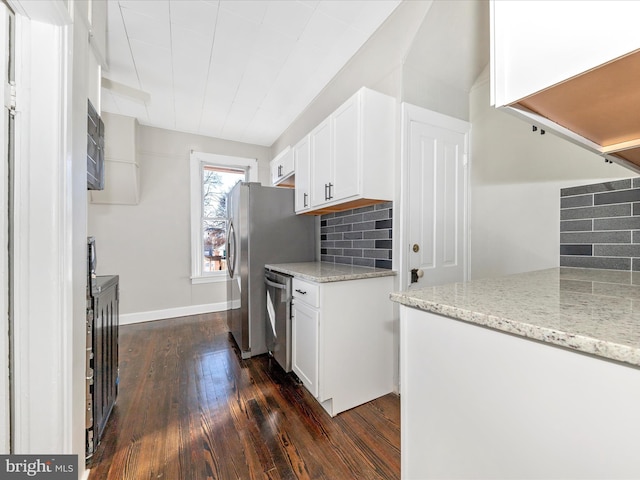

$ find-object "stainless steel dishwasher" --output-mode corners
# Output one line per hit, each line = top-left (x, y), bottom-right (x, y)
(264, 269), (293, 372)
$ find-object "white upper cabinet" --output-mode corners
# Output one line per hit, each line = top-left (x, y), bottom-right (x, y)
(294, 135), (311, 214)
(270, 146), (294, 187)
(491, 0), (640, 170)
(306, 87), (395, 213)
(310, 118), (332, 207)
(332, 96), (360, 201)
(491, 0), (640, 107)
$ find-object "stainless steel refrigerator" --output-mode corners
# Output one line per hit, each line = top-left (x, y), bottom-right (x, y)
(226, 182), (316, 359)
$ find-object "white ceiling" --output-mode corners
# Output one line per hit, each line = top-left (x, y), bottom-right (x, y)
(101, 0), (402, 147)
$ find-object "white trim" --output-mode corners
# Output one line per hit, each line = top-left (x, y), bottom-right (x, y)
(190, 273), (227, 284)
(403, 103), (471, 134)
(120, 300), (239, 326)
(13, 12), (73, 453)
(190, 151), (259, 180)
(189, 151), (257, 281)
(9, 0), (71, 26)
(0, 2), (11, 453)
(59, 18), (74, 457)
(11, 12), (29, 455)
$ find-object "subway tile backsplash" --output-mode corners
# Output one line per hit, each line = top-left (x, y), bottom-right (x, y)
(320, 202), (393, 269)
(560, 178), (640, 271)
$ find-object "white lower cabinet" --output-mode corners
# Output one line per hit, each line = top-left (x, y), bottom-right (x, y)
(291, 275), (395, 416)
(291, 300), (319, 397)
(401, 305), (640, 479)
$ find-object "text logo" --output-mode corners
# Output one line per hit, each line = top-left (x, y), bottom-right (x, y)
(0, 455), (76, 479)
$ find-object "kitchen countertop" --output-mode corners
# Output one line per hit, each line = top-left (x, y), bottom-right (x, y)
(265, 261), (396, 283)
(390, 267), (640, 368)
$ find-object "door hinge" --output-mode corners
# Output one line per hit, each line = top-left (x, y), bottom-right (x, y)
(462, 153), (469, 167)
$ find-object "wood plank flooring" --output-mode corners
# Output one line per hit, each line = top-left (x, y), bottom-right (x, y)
(87, 312), (400, 479)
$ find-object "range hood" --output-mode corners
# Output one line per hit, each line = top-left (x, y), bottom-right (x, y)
(509, 49), (640, 171)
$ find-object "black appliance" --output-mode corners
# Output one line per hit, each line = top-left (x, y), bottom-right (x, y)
(86, 237), (119, 458)
(87, 100), (105, 190)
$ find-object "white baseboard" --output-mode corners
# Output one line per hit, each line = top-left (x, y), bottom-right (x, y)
(120, 300), (239, 325)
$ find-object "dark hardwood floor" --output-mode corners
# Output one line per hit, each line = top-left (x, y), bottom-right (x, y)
(87, 312), (400, 479)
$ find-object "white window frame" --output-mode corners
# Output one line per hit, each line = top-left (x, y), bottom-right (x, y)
(190, 151), (258, 284)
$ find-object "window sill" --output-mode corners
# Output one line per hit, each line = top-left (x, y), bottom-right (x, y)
(191, 274), (228, 285)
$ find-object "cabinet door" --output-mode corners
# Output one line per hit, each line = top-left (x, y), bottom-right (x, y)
(270, 159), (280, 186)
(292, 301), (319, 397)
(491, 1), (640, 106)
(310, 118), (331, 207)
(294, 135), (311, 213)
(332, 94), (360, 201)
(281, 149), (294, 177)
(271, 146), (293, 186)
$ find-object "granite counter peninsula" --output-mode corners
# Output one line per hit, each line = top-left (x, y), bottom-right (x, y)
(391, 267), (640, 479)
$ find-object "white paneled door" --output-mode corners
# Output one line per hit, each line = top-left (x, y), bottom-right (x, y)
(402, 104), (469, 289)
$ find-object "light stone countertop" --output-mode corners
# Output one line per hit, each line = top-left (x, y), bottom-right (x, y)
(390, 267), (640, 368)
(265, 261), (396, 283)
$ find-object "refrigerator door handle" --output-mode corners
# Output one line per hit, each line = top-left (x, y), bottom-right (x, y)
(227, 220), (237, 279)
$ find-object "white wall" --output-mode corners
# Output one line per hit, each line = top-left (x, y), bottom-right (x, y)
(88, 122), (271, 319)
(469, 67), (633, 280)
(7, 0), (98, 472)
(402, 0), (489, 121)
(271, 0), (433, 155)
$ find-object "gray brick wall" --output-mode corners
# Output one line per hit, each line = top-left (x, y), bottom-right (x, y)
(320, 202), (392, 269)
(560, 178), (640, 271)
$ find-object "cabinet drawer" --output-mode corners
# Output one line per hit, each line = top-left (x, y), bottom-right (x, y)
(292, 278), (319, 308)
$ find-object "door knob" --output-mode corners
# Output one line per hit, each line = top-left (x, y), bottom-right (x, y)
(410, 268), (424, 284)
(412, 244), (420, 253)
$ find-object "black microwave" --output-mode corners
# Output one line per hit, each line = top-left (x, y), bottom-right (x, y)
(87, 99), (104, 190)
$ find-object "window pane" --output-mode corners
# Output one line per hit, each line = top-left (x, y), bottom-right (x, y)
(203, 166), (245, 219)
(203, 220), (228, 272)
